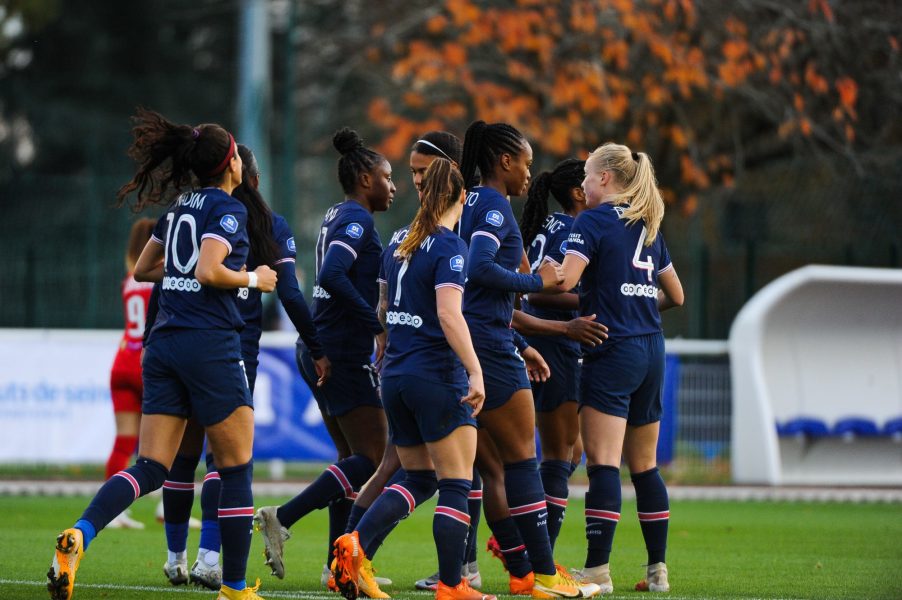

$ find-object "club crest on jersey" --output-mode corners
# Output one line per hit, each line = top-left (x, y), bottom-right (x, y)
(486, 210), (504, 227)
(287, 237), (296, 252)
(346, 223), (363, 239)
(220, 214), (239, 234)
(450, 255), (465, 272)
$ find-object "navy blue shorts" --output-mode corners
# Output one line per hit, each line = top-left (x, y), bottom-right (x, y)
(525, 336), (580, 413)
(142, 329), (253, 427)
(477, 343), (531, 411)
(297, 346), (381, 418)
(579, 333), (665, 426)
(381, 374), (477, 446)
(239, 338), (261, 394)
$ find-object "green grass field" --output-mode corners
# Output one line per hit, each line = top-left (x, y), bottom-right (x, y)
(2, 494), (900, 600)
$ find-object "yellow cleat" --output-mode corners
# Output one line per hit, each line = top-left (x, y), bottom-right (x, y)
(359, 557), (391, 599)
(47, 528), (84, 600)
(532, 571), (584, 599)
(217, 578), (265, 599)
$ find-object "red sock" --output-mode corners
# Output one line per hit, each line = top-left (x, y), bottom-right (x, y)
(105, 435), (138, 480)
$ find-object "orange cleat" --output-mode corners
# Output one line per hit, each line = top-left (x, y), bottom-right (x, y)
(332, 532), (364, 600)
(436, 579), (497, 600)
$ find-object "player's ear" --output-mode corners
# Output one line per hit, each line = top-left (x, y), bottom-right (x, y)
(571, 186), (586, 204)
(358, 170), (372, 190)
(499, 152), (512, 172)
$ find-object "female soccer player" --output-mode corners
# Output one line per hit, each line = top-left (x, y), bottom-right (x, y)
(104, 218), (156, 530)
(48, 109), (277, 600)
(518, 159), (588, 550)
(540, 143), (684, 594)
(159, 144), (329, 591)
(456, 120), (598, 598)
(254, 128), (393, 586)
(333, 157), (490, 600)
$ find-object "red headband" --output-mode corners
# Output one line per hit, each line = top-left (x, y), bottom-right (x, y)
(204, 133), (236, 178)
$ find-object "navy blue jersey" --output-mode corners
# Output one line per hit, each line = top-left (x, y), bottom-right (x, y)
(458, 186), (540, 349)
(149, 188), (249, 334)
(238, 213), (296, 343)
(521, 212), (579, 325)
(311, 200), (383, 360)
(379, 227), (468, 383)
(566, 203), (672, 354)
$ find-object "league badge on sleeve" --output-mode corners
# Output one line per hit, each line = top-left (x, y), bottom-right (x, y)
(220, 214), (239, 234)
(450, 255), (465, 272)
(346, 223), (363, 239)
(287, 237), (296, 253)
(559, 240), (568, 254)
(486, 210), (504, 227)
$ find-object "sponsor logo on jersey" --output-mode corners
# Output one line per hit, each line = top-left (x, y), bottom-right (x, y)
(450, 255), (465, 272)
(220, 214), (239, 234)
(486, 210), (504, 227)
(237, 287), (249, 300)
(162, 276), (202, 292)
(567, 233), (585, 245)
(287, 237), (296, 253)
(312, 285), (332, 299)
(386, 311), (424, 328)
(620, 282), (658, 298)
(346, 222), (364, 239)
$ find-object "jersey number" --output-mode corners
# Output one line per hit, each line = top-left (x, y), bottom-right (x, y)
(632, 227), (654, 282)
(315, 226), (328, 276)
(528, 234), (548, 273)
(164, 213), (200, 275)
(125, 295), (145, 338)
(393, 259), (410, 307)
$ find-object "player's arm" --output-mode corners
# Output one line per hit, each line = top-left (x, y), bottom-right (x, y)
(539, 254), (587, 293)
(511, 308), (607, 347)
(436, 286), (485, 416)
(275, 260), (325, 358)
(523, 291), (579, 311)
(318, 244), (383, 336)
(134, 239), (164, 283)
(195, 238), (276, 292)
(657, 266), (684, 311)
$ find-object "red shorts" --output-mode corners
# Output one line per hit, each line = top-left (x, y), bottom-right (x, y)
(110, 347), (143, 413)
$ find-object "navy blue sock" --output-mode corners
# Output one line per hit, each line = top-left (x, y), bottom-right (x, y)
(277, 454), (375, 529)
(328, 497), (353, 565)
(465, 468), (483, 564)
(570, 461), (580, 476)
(364, 468), (407, 560)
(345, 503), (368, 535)
(632, 467), (669, 565)
(218, 461), (254, 588)
(358, 470), (437, 556)
(540, 459), (571, 551)
(585, 464), (621, 568)
(199, 453), (221, 553)
(504, 458), (555, 576)
(434, 478), (471, 587)
(163, 453), (199, 553)
(486, 517), (532, 578)
(79, 456), (168, 548)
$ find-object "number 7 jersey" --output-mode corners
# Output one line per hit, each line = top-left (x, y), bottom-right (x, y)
(148, 187), (250, 335)
(566, 203), (672, 351)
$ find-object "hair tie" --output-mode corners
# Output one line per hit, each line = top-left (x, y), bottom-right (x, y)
(192, 128), (200, 140)
(631, 151), (639, 161)
(415, 139), (454, 162)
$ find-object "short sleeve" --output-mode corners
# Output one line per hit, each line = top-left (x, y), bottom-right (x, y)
(469, 194), (512, 248)
(329, 210), (374, 260)
(202, 199), (248, 254)
(150, 214), (168, 245)
(565, 211), (599, 264)
(544, 222), (571, 264)
(434, 236), (467, 292)
(272, 215), (297, 266)
(657, 233), (673, 275)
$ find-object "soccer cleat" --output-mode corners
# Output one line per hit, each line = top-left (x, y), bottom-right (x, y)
(217, 578), (265, 599)
(509, 571), (535, 596)
(531, 571), (583, 599)
(418, 563), (483, 591)
(190, 558), (222, 590)
(106, 509), (145, 530)
(332, 532), (364, 600)
(635, 562), (669, 592)
(555, 565), (601, 597)
(253, 506), (291, 579)
(329, 560), (392, 590)
(359, 557), (391, 599)
(47, 528), (84, 600)
(485, 535), (508, 571)
(435, 579), (497, 600)
(569, 565), (612, 595)
(163, 558), (189, 586)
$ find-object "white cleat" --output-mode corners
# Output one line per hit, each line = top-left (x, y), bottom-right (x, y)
(106, 509), (145, 530)
(190, 558), (222, 590)
(570, 564), (613, 595)
(253, 506), (291, 579)
(163, 559), (189, 586)
(635, 562), (669, 592)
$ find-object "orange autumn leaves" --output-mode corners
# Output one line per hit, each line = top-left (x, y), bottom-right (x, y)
(363, 0), (864, 212)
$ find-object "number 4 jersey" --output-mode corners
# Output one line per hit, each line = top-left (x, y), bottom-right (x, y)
(566, 203), (672, 352)
(149, 188), (250, 335)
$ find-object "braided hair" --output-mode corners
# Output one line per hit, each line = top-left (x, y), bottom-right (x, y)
(333, 127), (385, 195)
(233, 144), (279, 268)
(459, 120), (527, 191)
(116, 107), (236, 211)
(519, 158), (585, 247)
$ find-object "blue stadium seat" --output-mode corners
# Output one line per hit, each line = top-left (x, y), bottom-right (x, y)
(882, 417), (902, 437)
(831, 417), (880, 437)
(776, 417), (829, 437)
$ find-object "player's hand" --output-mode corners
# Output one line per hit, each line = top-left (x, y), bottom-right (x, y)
(461, 372), (486, 417)
(374, 331), (387, 370)
(314, 355), (332, 387)
(522, 346), (551, 382)
(537, 258), (565, 290)
(564, 314), (608, 346)
(254, 265), (277, 292)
